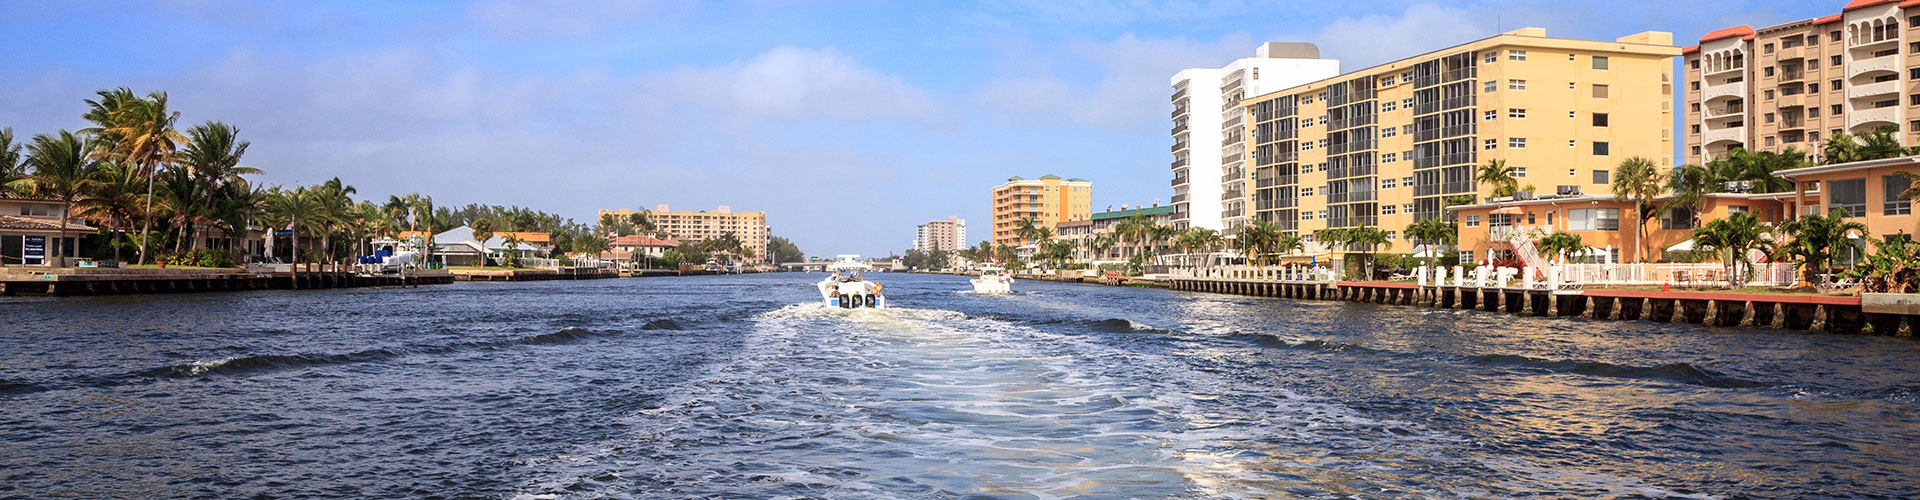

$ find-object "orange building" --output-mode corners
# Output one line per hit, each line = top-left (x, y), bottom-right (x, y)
(990, 175), (1093, 245)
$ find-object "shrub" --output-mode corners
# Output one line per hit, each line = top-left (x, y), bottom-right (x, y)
(159, 249), (233, 268)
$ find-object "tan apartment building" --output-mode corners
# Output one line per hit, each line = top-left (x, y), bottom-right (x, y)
(913, 216), (966, 252)
(1054, 204), (1177, 264)
(598, 204), (768, 263)
(1685, 0), (1920, 164)
(991, 175), (1092, 245)
(1239, 27), (1678, 257)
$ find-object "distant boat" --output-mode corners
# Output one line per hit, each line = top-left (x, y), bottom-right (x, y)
(971, 266), (1012, 293)
(817, 255), (886, 309)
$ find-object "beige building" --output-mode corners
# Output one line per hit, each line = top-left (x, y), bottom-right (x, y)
(991, 175), (1092, 245)
(598, 205), (768, 263)
(913, 216), (966, 252)
(1684, 0), (1920, 164)
(1239, 27), (1679, 256)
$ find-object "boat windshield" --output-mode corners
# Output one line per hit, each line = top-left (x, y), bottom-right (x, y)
(830, 269), (864, 281)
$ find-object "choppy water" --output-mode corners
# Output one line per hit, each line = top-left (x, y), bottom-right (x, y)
(3, 273), (1918, 499)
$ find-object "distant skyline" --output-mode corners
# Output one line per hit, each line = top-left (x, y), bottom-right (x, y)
(0, 0), (1838, 256)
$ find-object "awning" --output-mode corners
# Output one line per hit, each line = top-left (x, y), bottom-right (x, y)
(1666, 239), (1695, 252)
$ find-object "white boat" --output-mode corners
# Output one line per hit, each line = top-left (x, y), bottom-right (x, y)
(817, 255), (886, 309)
(970, 266), (1013, 294)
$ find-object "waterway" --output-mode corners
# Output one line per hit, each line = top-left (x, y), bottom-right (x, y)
(2, 273), (1917, 499)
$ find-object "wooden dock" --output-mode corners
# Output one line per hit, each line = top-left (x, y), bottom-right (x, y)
(1164, 277), (1914, 335)
(0, 265), (454, 296)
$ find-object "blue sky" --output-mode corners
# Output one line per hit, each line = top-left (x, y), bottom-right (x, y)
(0, 0), (1836, 256)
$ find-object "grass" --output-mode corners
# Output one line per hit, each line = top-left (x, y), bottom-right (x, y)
(124, 264), (236, 270)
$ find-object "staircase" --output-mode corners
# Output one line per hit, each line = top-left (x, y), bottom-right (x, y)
(1495, 224), (1552, 279)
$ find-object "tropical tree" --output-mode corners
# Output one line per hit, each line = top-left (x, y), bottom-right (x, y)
(1534, 231), (1592, 263)
(311, 177), (355, 261)
(1666, 163), (1715, 229)
(1842, 233), (1920, 293)
(993, 243), (1018, 265)
(1174, 227), (1223, 267)
(1236, 219), (1282, 265)
(1611, 156), (1665, 262)
(469, 218), (496, 267)
(1690, 211), (1770, 288)
(23, 130), (100, 266)
(74, 162), (146, 263)
(0, 128), (27, 196)
(264, 186), (325, 263)
(767, 236), (804, 264)
(1775, 209), (1869, 287)
(1014, 218), (1044, 246)
(501, 233), (524, 268)
(1345, 226), (1391, 279)
(89, 89), (188, 266)
(178, 121), (258, 247)
(1475, 159), (1528, 198)
(574, 233), (611, 259)
(1403, 217), (1457, 270)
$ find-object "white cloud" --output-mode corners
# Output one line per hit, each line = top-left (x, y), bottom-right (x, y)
(467, 0), (666, 39)
(1307, 3), (1494, 69)
(974, 33), (1252, 128)
(650, 47), (939, 122)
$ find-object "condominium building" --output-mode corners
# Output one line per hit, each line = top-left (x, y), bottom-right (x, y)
(990, 175), (1092, 245)
(1239, 27), (1678, 257)
(597, 204), (768, 263)
(1684, 0), (1920, 164)
(1172, 43), (1341, 232)
(1055, 204), (1177, 264)
(913, 216), (966, 252)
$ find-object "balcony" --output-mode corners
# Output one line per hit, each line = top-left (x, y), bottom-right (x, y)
(1172, 123), (1189, 135)
(1847, 104), (1900, 132)
(1704, 104), (1744, 119)
(1705, 63), (1745, 78)
(1171, 193), (1190, 204)
(1847, 54), (1900, 80)
(1777, 92), (1804, 109)
(1778, 69), (1805, 84)
(1171, 141), (1189, 153)
(1778, 117), (1806, 132)
(1701, 125), (1747, 147)
(1778, 44), (1803, 61)
(1701, 80), (1746, 104)
(1221, 190), (1244, 201)
(1847, 79), (1900, 101)
(1171, 175), (1188, 187)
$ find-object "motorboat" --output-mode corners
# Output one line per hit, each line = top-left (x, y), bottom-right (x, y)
(817, 255), (886, 309)
(971, 266), (1013, 293)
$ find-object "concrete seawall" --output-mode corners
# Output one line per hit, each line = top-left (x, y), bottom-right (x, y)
(1166, 278), (1914, 335)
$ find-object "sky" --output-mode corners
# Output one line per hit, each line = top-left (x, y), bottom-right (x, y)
(0, 0), (1839, 257)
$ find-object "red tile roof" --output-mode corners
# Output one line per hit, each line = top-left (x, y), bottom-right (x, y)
(610, 235), (677, 247)
(1845, 0), (1902, 10)
(1699, 25), (1756, 43)
(1903, 0), (1920, 8)
(497, 231), (550, 244)
(0, 215), (95, 232)
(1682, 45), (1700, 54)
(1815, 14), (1844, 24)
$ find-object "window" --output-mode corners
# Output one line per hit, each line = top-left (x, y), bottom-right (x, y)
(1912, 94), (1920, 106)
(1302, 141), (1315, 151)
(1402, 98), (1414, 109)
(1513, 167), (1528, 177)
(1381, 127), (1398, 138)
(1484, 81), (1497, 93)
(1568, 208), (1621, 231)
(1592, 141), (1610, 155)
(1592, 55), (1609, 70)
(1661, 207), (1696, 230)
(1764, 66), (1775, 77)
(1810, 106), (1820, 118)
(1386, 231), (1398, 241)
(1510, 138), (1528, 149)
(1301, 118), (1312, 127)
(1690, 81), (1699, 91)
(1302, 187), (1314, 196)
(1509, 108), (1527, 119)
(1382, 204), (1398, 215)
(1381, 100), (1398, 112)
(1317, 138), (1327, 149)
(1302, 163), (1314, 173)
(1509, 79), (1527, 90)
(1692, 124), (1701, 133)
(1318, 210), (1327, 219)
(1833, 104), (1843, 115)
(1319, 116), (1328, 125)
(1403, 203), (1414, 213)
(1383, 152), (1398, 162)
(1485, 51), (1497, 64)
(1810, 82), (1820, 92)
(1485, 110), (1497, 121)
(1765, 112), (1775, 123)
(1691, 59), (1700, 69)
(1569, 111), (1576, 119)
(1830, 178), (1867, 217)
(1403, 125), (1413, 135)
(1509, 50), (1527, 61)
(1592, 84), (1608, 98)
(1831, 31), (1841, 42)
(1485, 139), (1498, 150)
(1593, 170), (1610, 184)
(1592, 113), (1609, 126)
(1465, 215), (1481, 227)
(1911, 41), (1920, 54)
(1382, 178), (1397, 188)
(1831, 56), (1841, 66)
(1889, 174), (1915, 215)
(1763, 43), (1774, 54)
(1302, 210), (1314, 220)
(1764, 89), (1774, 100)
(1380, 76), (1395, 86)
(1459, 250), (1475, 264)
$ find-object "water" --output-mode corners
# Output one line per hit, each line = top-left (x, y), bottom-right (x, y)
(3, 273), (1918, 499)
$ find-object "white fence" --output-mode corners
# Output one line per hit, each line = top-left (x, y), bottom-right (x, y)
(1171, 262), (1799, 289)
(1167, 265), (1339, 282)
(1558, 262), (1797, 287)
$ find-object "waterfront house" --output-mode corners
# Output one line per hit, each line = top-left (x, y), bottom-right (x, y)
(0, 193), (94, 267)
(430, 225), (548, 267)
(1453, 192), (1797, 265)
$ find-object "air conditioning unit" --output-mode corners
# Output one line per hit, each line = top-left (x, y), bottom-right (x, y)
(1514, 190), (1536, 200)
(1557, 185), (1582, 196)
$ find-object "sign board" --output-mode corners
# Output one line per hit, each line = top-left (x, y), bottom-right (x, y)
(23, 235), (45, 265)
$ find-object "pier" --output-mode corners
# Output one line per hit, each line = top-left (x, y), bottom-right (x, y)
(0, 265), (455, 296)
(1164, 271), (1915, 335)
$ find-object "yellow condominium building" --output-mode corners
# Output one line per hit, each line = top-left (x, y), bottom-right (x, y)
(991, 175), (1092, 245)
(1240, 27), (1679, 256)
(598, 204), (769, 263)
(1684, 0), (1920, 164)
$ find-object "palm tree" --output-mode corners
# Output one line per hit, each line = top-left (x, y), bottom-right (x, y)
(1273, 232), (1305, 263)
(1236, 219), (1280, 265)
(627, 211), (656, 236)
(0, 128), (28, 196)
(156, 165), (207, 253)
(1775, 208), (1869, 287)
(1534, 231), (1592, 264)
(1691, 211), (1770, 288)
(1667, 163), (1716, 229)
(264, 187), (324, 263)
(470, 218), (495, 267)
(92, 90), (188, 266)
(1611, 156), (1665, 262)
(1404, 217), (1457, 270)
(1346, 226), (1391, 279)
(1475, 159), (1524, 198)
(312, 178), (355, 262)
(501, 233), (524, 268)
(208, 184), (266, 265)
(179, 121), (258, 249)
(23, 131), (101, 266)
(74, 162), (145, 263)
(1014, 218), (1046, 247)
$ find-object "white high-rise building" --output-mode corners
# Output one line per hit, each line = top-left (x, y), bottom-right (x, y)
(1172, 43), (1340, 232)
(913, 216), (966, 252)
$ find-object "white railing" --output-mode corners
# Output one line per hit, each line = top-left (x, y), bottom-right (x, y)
(1168, 265), (1339, 282)
(1557, 262), (1796, 287)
